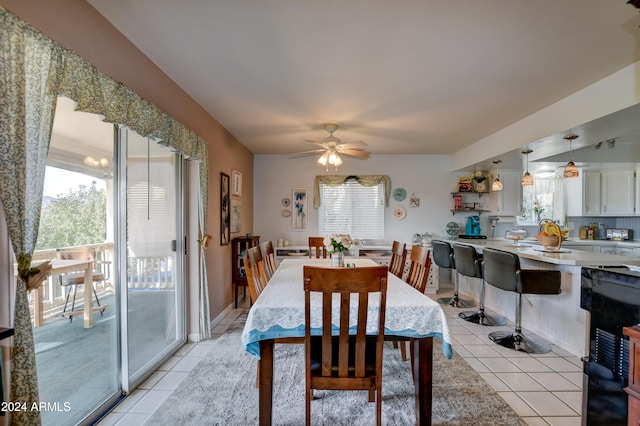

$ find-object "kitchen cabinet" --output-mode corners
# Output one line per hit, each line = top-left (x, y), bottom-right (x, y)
(601, 169), (635, 215)
(495, 170), (522, 216)
(565, 170), (600, 216)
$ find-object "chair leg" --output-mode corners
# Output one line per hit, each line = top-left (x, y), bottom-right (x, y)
(68, 286), (78, 323)
(400, 341), (408, 361)
(448, 272), (474, 308)
(488, 293), (551, 353)
(368, 389), (375, 402)
(62, 288), (71, 315)
(305, 386), (312, 425)
(460, 279), (507, 326)
(376, 387), (382, 426)
(93, 285), (105, 315)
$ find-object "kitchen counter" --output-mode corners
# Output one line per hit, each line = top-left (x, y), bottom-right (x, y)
(440, 238), (640, 357)
(451, 238), (640, 266)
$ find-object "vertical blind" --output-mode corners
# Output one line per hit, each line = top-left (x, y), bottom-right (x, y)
(318, 179), (385, 240)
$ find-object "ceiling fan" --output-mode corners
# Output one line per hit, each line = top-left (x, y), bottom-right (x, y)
(290, 123), (370, 169)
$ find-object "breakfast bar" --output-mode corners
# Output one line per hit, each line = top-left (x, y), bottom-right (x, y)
(445, 238), (640, 357)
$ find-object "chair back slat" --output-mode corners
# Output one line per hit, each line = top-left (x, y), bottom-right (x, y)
(405, 246), (432, 294)
(389, 241), (407, 278)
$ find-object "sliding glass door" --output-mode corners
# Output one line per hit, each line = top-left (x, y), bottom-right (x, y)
(31, 99), (186, 424)
(119, 128), (186, 388)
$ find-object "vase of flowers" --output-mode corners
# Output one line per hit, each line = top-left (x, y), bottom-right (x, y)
(324, 234), (352, 267)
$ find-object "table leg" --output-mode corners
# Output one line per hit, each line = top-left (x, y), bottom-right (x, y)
(259, 339), (274, 426)
(413, 336), (433, 426)
(83, 264), (93, 329)
(33, 287), (43, 327)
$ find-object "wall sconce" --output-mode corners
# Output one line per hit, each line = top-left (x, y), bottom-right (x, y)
(563, 134), (579, 178)
(491, 160), (503, 191)
(521, 149), (533, 186)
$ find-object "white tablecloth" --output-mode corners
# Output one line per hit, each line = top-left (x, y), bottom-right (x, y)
(241, 258), (453, 359)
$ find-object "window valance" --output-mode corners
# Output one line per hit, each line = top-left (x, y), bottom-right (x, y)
(0, 6), (209, 223)
(313, 175), (390, 208)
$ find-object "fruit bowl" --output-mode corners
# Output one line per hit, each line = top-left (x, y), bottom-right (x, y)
(536, 220), (568, 251)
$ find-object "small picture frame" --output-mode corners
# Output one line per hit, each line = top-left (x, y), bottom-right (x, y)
(231, 170), (242, 196)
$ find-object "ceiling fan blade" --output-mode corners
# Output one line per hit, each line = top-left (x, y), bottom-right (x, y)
(339, 141), (367, 149)
(303, 139), (324, 147)
(339, 149), (371, 158)
(289, 149), (325, 158)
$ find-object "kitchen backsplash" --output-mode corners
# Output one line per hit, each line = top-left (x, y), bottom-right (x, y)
(493, 216), (640, 241)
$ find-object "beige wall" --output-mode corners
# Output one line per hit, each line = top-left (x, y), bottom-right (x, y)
(0, 0), (253, 321)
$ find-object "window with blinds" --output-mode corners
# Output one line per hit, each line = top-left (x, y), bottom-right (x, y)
(318, 178), (385, 241)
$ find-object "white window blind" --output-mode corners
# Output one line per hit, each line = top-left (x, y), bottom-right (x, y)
(318, 179), (385, 241)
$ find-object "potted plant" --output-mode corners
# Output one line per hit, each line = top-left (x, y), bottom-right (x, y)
(472, 171), (488, 192)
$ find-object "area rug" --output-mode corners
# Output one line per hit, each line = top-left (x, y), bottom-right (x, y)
(145, 314), (526, 425)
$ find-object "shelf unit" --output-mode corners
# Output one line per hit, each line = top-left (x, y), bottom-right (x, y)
(451, 192), (491, 215)
(231, 235), (260, 308)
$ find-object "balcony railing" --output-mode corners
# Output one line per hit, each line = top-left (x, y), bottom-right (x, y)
(26, 243), (175, 326)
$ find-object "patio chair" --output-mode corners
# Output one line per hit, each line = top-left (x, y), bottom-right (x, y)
(56, 247), (108, 322)
(303, 265), (388, 426)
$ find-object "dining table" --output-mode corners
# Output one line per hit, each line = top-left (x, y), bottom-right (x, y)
(241, 257), (453, 425)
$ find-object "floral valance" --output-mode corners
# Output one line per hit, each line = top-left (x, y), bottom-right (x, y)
(313, 175), (391, 208)
(0, 6), (209, 224)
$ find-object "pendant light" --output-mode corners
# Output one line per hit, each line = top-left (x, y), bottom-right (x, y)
(563, 134), (579, 178)
(521, 149), (533, 186)
(491, 160), (503, 191)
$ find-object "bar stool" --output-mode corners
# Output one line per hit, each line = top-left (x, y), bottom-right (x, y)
(433, 240), (473, 308)
(482, 247), (562, 353)
(453, 244), (506, 326)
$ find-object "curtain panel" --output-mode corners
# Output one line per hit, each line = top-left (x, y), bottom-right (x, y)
(0, 7), (212, 422)
(313, 175), (391, 208)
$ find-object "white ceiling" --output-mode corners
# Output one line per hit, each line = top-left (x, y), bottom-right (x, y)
(86, 0), (640, 164)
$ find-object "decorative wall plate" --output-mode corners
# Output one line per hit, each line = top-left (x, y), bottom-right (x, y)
(393, 206), (407, 220)
(393, 188), (407, 202)
(281, 210), (291, 217)
(281, 198), (291, 207)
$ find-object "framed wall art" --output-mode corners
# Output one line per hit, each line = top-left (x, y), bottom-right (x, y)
(220, 172), (230, 245)
(292, 187), (307, 231)
(230, 199), (241, 233)
(231, 170), (242, 196)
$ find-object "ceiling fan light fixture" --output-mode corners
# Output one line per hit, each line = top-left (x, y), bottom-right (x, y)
(317, 152), (329, 166)
(521, 149), (534, 186)
(563, 134), (579, 179)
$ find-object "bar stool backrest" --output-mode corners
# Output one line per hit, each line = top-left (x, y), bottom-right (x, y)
(482, 248), (520, 292)
(432, 240), (454, 269)
(452, 244), (483, 279)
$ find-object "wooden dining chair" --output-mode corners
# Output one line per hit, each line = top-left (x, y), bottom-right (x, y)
(388, 240), (407, 278)
(260, 240), (277, 281)
(308, 237), (329, 258)
(397, 245), (432, 361)
(406, 245), (432, 294)
(245, 245), (269, 304)
(303, 265), (388, 426)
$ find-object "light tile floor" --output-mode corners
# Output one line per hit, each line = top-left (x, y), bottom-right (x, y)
(97, 291), (583, 426)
